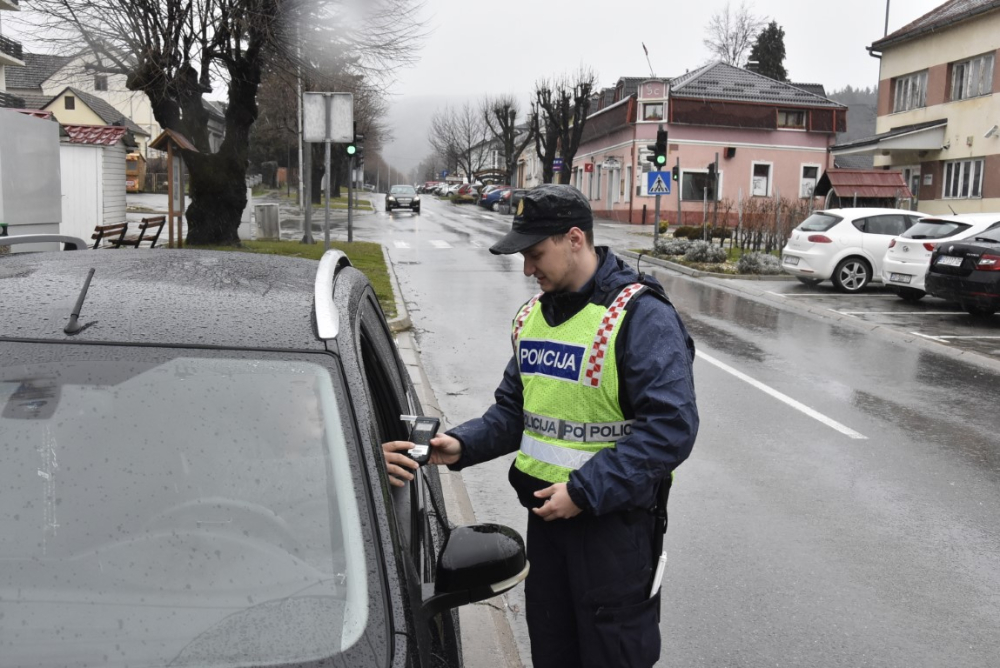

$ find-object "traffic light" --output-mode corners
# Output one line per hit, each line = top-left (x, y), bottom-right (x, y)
(646, 130), (668, 169)
(345, 142), (357, 157)
(671, 165), (679, 182)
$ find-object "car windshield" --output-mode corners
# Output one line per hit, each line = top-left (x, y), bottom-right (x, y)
(970, 226), (1000, 243)
(901, 220), (971, 240)
(797, 212), (843, 232)
(390, 185), (415, 195)
(1, 349), (377, 667)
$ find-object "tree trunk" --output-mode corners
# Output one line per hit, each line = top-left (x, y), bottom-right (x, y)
(184, 150), (246, 246)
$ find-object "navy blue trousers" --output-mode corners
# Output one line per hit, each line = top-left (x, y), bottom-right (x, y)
(524, 510), (661, 668)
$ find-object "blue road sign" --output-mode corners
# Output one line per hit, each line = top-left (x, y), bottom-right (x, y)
(441, 170), (449, 178)
(553, 158), (563, 170)
(647, 171), (671, 195)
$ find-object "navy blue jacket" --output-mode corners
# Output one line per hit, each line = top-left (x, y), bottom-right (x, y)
(447, 247), (699, 516)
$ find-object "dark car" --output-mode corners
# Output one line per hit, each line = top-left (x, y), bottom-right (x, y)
(925, 223), (1000, 317)
(386, 184), (420, 214)
(478, 186), (510, 211)
(0, 238), (528, 667)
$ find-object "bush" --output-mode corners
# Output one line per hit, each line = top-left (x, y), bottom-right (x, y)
(655, 238), (693, 256)
(737, 252), (783, 275)
(683, 241), (727, 263)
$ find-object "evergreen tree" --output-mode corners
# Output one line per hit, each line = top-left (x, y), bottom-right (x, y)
(749, 21), (787, 82)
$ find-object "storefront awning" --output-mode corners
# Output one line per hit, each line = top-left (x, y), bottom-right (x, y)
(831, 119), (947, 156)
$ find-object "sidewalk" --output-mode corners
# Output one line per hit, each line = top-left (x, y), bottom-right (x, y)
(383, 247), (524, 668)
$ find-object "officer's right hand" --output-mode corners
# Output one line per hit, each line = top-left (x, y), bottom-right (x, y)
(428, 434), (462, 466)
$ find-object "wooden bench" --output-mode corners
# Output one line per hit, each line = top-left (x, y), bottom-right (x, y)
(91, 216), (166, 249)
(91, 223), (129, 249)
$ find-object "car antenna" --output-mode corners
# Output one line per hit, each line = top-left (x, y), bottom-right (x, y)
(64, 268), (97, 335)
(948, 205), (957, 215)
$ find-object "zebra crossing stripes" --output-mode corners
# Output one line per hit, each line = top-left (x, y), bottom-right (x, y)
(430, 240), (452, 249)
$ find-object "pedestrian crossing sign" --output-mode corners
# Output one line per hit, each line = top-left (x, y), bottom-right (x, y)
(647, 171), (671, 195)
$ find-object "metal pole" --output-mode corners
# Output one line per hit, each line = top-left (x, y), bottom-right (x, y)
(324, 140), (331, 250)
(675, 156), (681, 230)
(884, 0), (891, 36)
(348, 154), (354, 243)
(654, 193), (661, 247)
(702, 187), (708, 241)
(302, 140), (313, 244)
(712, 152), (720, 228)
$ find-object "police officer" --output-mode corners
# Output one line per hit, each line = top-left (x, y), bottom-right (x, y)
(383, 184), (699, 668)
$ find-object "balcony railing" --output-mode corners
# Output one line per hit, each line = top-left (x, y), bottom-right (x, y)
(0, 34), (22, 61)
(0, 90), (25, 109)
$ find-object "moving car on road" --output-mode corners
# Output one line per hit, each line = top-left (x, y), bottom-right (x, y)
(386, 184), (420, 214)
(781, 208), (924, 293)
(925, 223), (1000, 317)
(882, 213), (1000, 301)
(0, 241), (528, 667)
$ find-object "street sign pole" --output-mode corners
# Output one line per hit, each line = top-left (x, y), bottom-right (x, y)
(676, 156), (681, 231)
(348, 154), (354, 243)
(324, 138), (331, 250)
(653, 122), (664, 247)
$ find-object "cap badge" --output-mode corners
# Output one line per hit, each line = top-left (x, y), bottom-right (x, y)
(517, 199), (525, 216)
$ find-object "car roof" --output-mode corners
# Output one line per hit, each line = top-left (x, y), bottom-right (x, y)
(920, 213), (1000, 224)
(818, 208), (925, 216)
(0, 250), (334, 350)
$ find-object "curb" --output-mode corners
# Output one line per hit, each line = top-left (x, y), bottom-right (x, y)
(383, 245), (412, 333)
(621, 250), (1000, 376)
(619, 249), (797, 281)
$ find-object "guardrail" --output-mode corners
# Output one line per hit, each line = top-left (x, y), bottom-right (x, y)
(0, 34), (23, 61)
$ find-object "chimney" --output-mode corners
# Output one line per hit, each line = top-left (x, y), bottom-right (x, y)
(746, 60), (760, 73)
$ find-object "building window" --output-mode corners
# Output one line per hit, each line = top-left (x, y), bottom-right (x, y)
(751, 162), (772, 197)
(94, 74), (108, 91)
(800, 165), (820, 198)
(943, 159), (984, 199)
(681, 170), (720, 201)
(777, 109), (806, 129)
(892, 71), (928, 112)
(951, 53), (994, 101)
(64, 96), (75, 110)
(643, 103), (664, 121)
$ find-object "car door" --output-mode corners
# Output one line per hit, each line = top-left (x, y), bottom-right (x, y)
(859, 214), (912, 275)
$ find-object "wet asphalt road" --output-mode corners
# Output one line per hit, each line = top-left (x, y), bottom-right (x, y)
(361, 196), (1000, 667)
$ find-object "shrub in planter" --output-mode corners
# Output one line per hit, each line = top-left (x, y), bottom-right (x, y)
(683, 241), (727, 263)
(655, 238), (693, 256)
(737, 252), (783, 275)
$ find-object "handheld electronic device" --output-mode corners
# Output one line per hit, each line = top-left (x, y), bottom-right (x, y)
(406, 416), (440, 465)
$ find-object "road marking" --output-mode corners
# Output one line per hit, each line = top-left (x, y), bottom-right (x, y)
(910, 332), (951, 344)
(480, 215), (495, 221)
(696, 350), (868, 440)
(767, 291), (896, 298)
(470, 240), (483, 248)
(835, 311), (964, 316)
(937, 335), (1000, 340)
(393, 241), (411, 249)
(430, 240), (452, 249)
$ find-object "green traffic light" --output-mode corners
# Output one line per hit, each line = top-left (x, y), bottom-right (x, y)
(346, 145), (357, 155)
(656, 155), (666, 166)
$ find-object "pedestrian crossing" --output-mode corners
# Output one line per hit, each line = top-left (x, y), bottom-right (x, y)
(390, 239), (496, 250)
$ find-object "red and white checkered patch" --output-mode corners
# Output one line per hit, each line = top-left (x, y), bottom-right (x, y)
(583, 284), (645, 387)
(511, 293), (542, 353)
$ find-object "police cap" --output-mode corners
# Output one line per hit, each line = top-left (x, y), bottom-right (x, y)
(489, 184), (594, 255)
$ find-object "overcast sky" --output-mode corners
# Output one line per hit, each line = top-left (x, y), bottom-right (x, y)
(382, 0), (947, 174)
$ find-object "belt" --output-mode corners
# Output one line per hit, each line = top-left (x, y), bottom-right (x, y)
(522, 409), (634, 443)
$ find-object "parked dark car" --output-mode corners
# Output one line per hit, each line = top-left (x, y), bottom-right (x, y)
(0, 240), (528, 667)
(386, 184), (420, 214)
(478, 186), (510, 211)
(499, 188), (529, 213)
(925, 223), (1000, 317)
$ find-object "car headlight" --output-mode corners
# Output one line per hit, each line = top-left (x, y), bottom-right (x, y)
(387, 196), (396, 202)
(413, 196), (421, 202)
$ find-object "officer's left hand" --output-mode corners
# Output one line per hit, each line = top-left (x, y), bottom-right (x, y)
(532, 483), (582, 521)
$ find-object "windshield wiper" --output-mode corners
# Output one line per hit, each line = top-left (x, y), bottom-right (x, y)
(973, 237), (1000, 243)
(907, 235), (929, 239)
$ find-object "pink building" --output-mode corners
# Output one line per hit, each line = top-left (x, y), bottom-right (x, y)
(572, 63), (848, 225)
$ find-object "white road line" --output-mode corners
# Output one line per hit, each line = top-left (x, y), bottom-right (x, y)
(910, 332), (951, 344)
(836, 311), (964, 316)
(696, 350), (868, 440)
(393, 241), (411, 249)
(430, 240), (452, 249)
(480, 215), (495, 221)
(470, 240), (483, 248)
(767, 291), (896, 298)
(938, 335), (1000, 340)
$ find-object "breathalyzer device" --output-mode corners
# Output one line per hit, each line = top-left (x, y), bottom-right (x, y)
(406, 417), (440, 465)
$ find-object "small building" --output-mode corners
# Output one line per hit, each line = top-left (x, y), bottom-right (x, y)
(832, 0), (1000, 215)
(813, 169), (913, 209)
(58, 124), (134, 242)
(571, 65), (847, 225)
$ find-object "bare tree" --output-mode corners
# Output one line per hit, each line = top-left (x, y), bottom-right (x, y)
(428, 103), (489, 183)
(703, 1), (767, 67)
(482, 95), (535, 185)
(25, 0), (422, 245)
(531, 68), (596, 184)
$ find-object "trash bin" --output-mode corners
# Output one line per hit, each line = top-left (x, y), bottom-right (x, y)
(255, 203), (279, 240)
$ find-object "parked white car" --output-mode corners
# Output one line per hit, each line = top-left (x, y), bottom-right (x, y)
(781, 208), (926, 292)
(882, 213), (1000, 301)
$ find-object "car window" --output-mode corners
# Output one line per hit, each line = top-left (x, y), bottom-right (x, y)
(0, 345), (386, 666)
(902, 220), (972, 239)
(970, 226), (1000, 243)
(798, 212), (843, 232)
(859, 215), (909, 235)
(390, 185), (415, 195)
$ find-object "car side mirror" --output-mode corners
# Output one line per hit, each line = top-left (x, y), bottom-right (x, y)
(422, 523), (528, 617)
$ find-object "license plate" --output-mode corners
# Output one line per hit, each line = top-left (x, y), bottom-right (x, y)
(889, 273), (912, 284)
(783, 255), (799, 266)
(937, 256), (963, 267)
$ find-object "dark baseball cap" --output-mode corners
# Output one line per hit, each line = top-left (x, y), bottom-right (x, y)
(489, 184), (594, 255)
